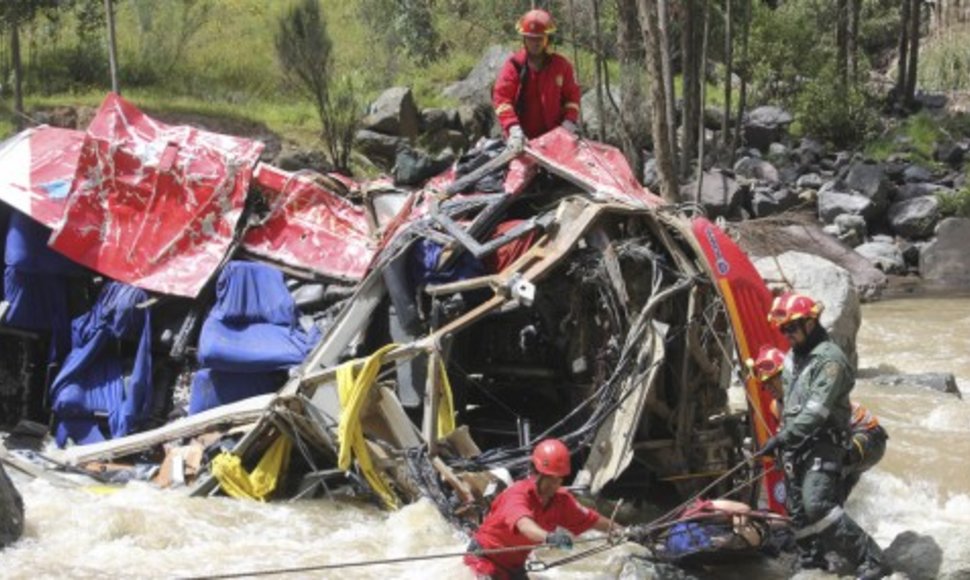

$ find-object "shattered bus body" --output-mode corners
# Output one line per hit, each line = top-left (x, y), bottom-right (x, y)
(0, 94), (788, 533)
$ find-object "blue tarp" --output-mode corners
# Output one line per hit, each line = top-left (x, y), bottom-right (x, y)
(188, 369), (285, 415)
(192, 261), (319, 414)
(3, 211), (81, 359)
(49, 282), (153, 447)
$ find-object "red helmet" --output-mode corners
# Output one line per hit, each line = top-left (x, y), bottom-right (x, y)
(767, 292), (823, 328)
(747, 345), (786, 382)
(532, 438), (570, 477)
(517, 9), (557, 37)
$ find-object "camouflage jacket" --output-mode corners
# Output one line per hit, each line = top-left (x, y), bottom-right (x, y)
(778, 340), (853, 449)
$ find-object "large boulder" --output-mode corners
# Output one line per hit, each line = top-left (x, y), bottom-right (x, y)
(885, 531), (944, 580)
(818, 189), (875, 224)
(920, 217), (970, 289)
(442, 45), (511, 106)
(743, 106), (793, 151)
(0, 462), (24, 548)
(735, 219), (887, 300)
(870, 372), (961, 398)
(844, 162), (892, 212)
(754, 251), (862, 369)
(734, 156), (780, 183)
(895, 182), (947, 202)
(361, 87), (421, 140)
(682, 169), (741, 218)
(888, 196), (940, 239)
(751, 186), (801, 218)
(353, 129), (406, 170)
(855, 240), (906, 275)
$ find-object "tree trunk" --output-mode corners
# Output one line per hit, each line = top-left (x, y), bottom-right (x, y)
(11, 21), (23, 132)
(657, 0), (678, 165)
(615, 0), (650, 178)
(695, 0), (709, 203)
(105, 0), (120, 94)
(906, 0), (920, 103)
(592, 0), (607, 141)
(680, 0), (698, 178)
(731, 0), (751, 164)
(849, 0), (861, 82)
(722, 0), (734, 153)
(836, 0), (848, 92)
(897, 0), (910, 103)
(638, 0), (679, 203)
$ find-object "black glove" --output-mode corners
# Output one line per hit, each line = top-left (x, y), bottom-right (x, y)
(546, 528), (574, 550)
(757, 435), (782, 457)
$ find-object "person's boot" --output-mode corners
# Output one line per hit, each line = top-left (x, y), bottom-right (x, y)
(856, 559), (892, 580)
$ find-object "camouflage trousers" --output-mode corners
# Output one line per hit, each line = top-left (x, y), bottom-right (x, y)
(786, 453), (886, 573)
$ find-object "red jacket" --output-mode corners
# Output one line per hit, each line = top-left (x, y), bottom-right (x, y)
(464, 477), (600, 577)
(492, 49), (581, 139)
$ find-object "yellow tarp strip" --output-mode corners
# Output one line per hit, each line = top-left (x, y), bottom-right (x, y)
(437, 359), (456, 438)
(212, 435), (292, 501)
(336, 343), (400, 509)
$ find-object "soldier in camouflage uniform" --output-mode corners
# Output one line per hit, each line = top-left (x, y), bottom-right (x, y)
(758, 293), (890, 580)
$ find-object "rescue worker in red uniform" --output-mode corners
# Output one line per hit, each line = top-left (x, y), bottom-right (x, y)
(464, 439), (622, 579)
(492, 9), (582, 151)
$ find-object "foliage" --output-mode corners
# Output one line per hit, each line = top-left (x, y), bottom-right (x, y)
(937, 186), (970, 219)
(918, 26), (970, 92)
(747, 1), (831, 106)
(275, 0), (360, 171)
(795, 65), (878, 149)
(865, 112), (943, 163)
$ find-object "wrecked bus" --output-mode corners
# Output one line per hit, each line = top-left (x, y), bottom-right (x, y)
(0, 93), (789, 548)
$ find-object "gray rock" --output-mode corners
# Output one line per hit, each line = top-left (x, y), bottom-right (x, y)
(845, 162), (891, 211)
(934, 140), (967, 167)
(752, 186), (800, 217)
(796, 137), (825, 166)
(457, 103), (497, 142)
(920, 217), (970, 288)
(834, 213), (867, 247)
(643, 158), (659, 190)
(796, 172), (823, 190)
(885, 531), (943, 580)
(888, 196), (940, 239)
(871, 373), (961, 398)
(734, 156), (780, 183)
(818, 190), (875, 223)
(420, 108), (449, 134)
(754, 251), (862, 368)
(0, 463), (24, 548)
(896, 182), (946, 202)
(442, 45), (511, 106)
(682, 169), (741, 218)
(768, 142), (788, 158)
(273, 146), (332, 175)
(902, 164), (934, 183)
(855, 241), (906, 274)
(362, 87), (421, 139)
(353, 129), (406, 169)
(744, 106), (793, 151)
(423, 128), (468, 154)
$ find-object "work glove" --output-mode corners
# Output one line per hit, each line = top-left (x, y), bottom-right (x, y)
(756, 435), (782, 457)
(507, 124), (525, 152)
(545, 528), (574, 550)
(561, 119), (579, 135)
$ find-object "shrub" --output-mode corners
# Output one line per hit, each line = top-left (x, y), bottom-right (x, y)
(937, 187), (970, 219)
(795, 67), (878, 149)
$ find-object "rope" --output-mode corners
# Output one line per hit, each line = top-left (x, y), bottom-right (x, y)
(176, 537), (609, 579)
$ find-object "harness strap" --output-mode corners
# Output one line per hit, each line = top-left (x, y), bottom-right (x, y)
(794, 505), (843, 539)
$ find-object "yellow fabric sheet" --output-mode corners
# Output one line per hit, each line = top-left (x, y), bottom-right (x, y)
(212, 435), (292, 501)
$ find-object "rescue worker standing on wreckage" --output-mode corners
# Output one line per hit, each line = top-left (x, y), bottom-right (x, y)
(464, 438), (622, 580)
(757, 293), (890, 579)
(492, 8), (581, 152)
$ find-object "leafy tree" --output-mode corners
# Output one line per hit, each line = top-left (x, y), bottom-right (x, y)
(1, 0), (59, 128)
(275, 0), (359, 171)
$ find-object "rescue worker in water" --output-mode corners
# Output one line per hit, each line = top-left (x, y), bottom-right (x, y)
(492, 9), (581, 152)
(750, 345), (890, 502)
(463, 438), (623, 579)
(757, 293), (891, 579)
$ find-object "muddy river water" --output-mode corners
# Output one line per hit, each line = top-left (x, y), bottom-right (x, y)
(2, 296), (969, 579)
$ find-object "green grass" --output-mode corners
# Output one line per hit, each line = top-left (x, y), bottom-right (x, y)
(865, 112), (944, 164)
